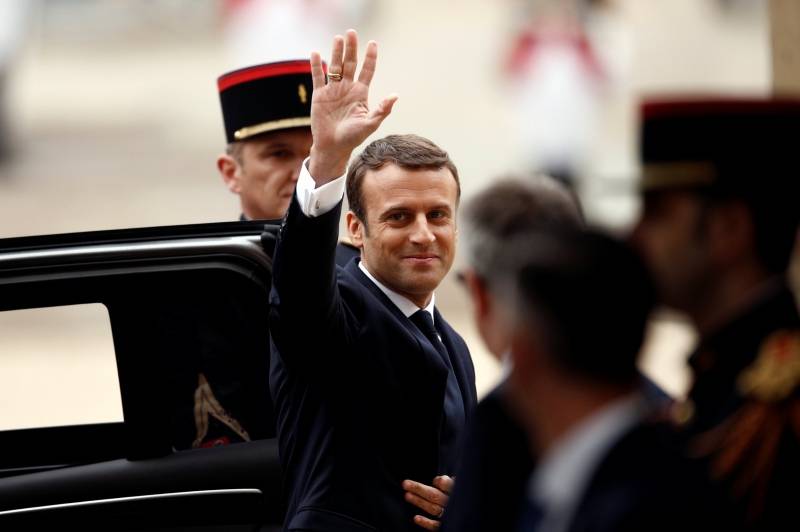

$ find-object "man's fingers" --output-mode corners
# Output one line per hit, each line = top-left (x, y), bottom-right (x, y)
(310, 52), (326, 89)
(413, 515), (441, 531)
(357, 40), (378, 86)
(329, 34), (344, 76)
(402, 479), (446, 506)
(433, 475), (454, 495)
(404, 491), (444, 517)
(368, 94), (398, 126)
(342, 29), (359, 81)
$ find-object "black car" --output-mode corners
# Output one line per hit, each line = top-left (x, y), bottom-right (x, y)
(0, 221), (283, 530)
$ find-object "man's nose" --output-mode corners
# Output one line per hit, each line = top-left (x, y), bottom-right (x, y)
(409, 215), (435, 244)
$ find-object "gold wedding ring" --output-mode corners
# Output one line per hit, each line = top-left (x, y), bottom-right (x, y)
(327, 71), (343, 82)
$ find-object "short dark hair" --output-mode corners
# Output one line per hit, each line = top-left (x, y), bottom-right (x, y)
(516, 229), (655, 385)
(462, 175), (584, 284)
(346, 134), (460, 225)
(226, 142), (244, 164)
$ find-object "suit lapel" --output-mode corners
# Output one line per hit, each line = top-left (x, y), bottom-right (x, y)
(345, 259), (449, 376)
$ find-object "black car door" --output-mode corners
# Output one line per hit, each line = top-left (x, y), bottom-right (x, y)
(0, 221), (283, 530)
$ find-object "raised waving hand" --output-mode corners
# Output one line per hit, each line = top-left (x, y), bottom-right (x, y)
(308, 29), (398, 183)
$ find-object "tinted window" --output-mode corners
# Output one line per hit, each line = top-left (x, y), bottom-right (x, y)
(0, 254), (273, 471)
(0, 304), (122, 431)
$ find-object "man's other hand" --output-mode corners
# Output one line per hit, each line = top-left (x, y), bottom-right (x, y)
(402, 476), (454, 531)
(308, 29), (398, 183)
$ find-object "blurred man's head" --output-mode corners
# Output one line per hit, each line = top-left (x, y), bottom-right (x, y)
(630, 98), (800, 326)
(345, 134), (461, 308)
(460, 175), (584, 358)
(505, 229), (655, 448)
(216, 60), (317, 220)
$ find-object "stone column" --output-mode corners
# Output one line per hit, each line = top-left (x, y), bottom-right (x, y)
(769, 0), (800, 94)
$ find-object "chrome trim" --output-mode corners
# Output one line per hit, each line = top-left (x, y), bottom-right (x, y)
(0, 488), (262, 516)
(0, 235), (271, 271)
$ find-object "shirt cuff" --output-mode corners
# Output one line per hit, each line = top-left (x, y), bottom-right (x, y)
(295, 157), (347, 217)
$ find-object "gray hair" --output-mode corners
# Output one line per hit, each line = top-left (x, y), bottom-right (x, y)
(460, 174), (584, 293)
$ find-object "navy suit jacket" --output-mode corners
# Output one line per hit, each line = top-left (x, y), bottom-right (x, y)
(445, 400), (736, 532)
(443, 376), (673, 532)
(269, 197), (477, 532)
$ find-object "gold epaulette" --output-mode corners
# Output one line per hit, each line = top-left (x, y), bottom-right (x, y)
(691, 329), (800, 521)
(738, 330), (800, 402)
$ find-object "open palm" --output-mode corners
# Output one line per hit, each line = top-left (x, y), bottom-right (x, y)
(309, 30), (397, 174)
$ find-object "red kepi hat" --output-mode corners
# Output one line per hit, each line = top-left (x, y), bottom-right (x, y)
(218, 59), (326, 143)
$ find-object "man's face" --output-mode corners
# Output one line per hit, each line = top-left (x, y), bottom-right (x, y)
(224, 128), (312, 220)
(630, 189), (712, 313)
(348, 164), (459, 308)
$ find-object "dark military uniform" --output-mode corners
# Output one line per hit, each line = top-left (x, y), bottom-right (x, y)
(680, 282), (800, 529)
(639, 98), (800, 531)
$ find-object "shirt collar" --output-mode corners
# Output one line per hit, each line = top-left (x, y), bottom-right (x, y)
(358, 260), (436, 321)
(528, 393), (646, 532)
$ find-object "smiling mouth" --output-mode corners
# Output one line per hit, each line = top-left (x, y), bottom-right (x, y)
(404, 255), (439, 263)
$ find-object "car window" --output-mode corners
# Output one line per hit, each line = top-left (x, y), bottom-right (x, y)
(0, 248), (274, 473)
(0, 303), (122, 431)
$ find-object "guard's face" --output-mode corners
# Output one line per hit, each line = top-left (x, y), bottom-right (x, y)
(348, 164), (459, 308)
(630, 190), (712, 313)
(235, 128), (312, 220)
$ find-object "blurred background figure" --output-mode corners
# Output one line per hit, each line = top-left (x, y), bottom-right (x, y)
(221, 0), (372, 69)
(443, 175), (585, 532)
(631, 97), (800, 530)
(504, 0), (630, 188)
(446, 176), (671, 532)
(504, 229), (725, 531)
(0, 0), (32, 165)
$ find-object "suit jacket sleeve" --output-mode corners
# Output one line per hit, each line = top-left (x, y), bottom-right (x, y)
(268, 195), (355, 368)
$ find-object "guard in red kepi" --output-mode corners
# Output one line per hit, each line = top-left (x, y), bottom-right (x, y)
(216, 59), (322, 223)
(630, 98), (800, 531)
(178, 60), (362, 450)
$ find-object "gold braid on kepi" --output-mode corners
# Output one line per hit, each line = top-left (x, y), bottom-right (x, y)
(691, 331), (800, 520)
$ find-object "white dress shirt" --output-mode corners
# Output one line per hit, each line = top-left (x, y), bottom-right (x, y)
(294, 158), (436, 321)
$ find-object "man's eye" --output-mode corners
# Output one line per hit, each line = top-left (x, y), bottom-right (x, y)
(388, 212), (407, 222)
(428, 210), (446, 220)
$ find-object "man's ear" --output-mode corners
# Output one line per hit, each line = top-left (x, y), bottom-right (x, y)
(346, 211), (365, 249)
(708, 200), (755, 266)
(464, 269), (490, 319)
(217, 154), (242, 194)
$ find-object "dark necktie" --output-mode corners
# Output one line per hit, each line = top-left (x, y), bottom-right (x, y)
(410, 310), (466, 474)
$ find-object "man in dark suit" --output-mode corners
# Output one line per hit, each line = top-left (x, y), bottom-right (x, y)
(499, 229), (726, 532)
(442, 175), (584, 532)
(268, 30), (477, 532)
(443, 178), (672, 532)
(630, 98), (800, 530)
